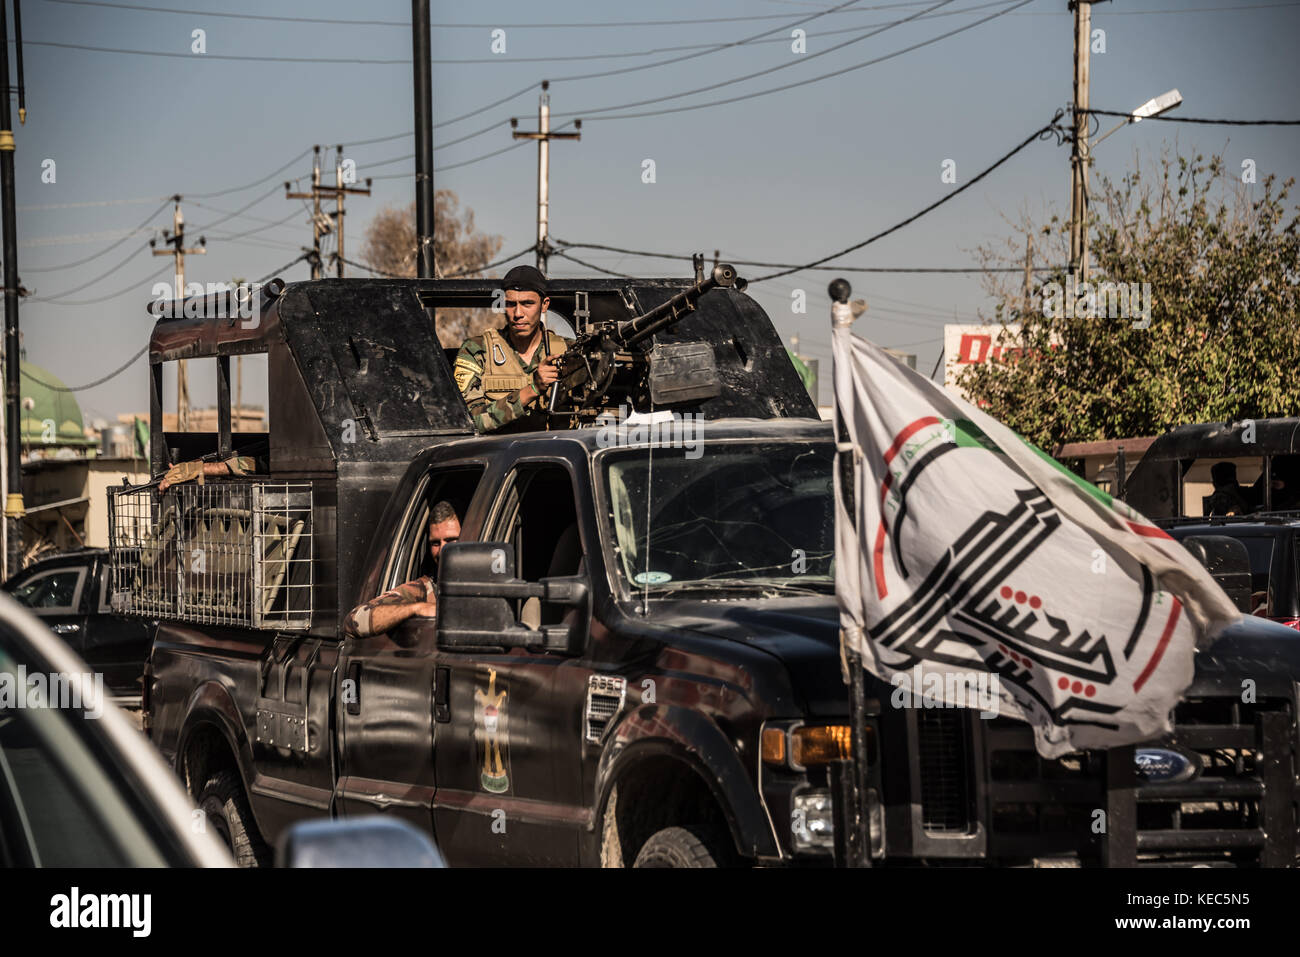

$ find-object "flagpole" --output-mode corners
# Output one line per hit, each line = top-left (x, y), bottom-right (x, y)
(830, 277), (872, 868)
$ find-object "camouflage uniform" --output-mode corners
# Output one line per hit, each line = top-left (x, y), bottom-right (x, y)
(342, 575), (436, 639)
(454, 326), (572, 434)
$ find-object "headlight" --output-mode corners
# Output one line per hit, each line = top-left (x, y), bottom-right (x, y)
(791, 790), (835, 851)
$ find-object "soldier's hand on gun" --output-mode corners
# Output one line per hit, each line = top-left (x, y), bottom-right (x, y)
(534, 355), (562, 388)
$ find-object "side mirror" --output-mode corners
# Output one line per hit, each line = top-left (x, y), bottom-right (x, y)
(436, 542), (590, 654)
(1181, 535), (1253, 613)
(276, 816), (445, 868)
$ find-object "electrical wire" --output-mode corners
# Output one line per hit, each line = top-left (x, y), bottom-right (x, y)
(560, 0), (1033, 123)
(336, 244), (535, 280)
(189, 149), (313, 199)
(444, 245), (536, 278)
(550, 239), (1060, 273)
(49, 0), (935, 29)
(191, 183), (287, 233)
(552, 0), (956, 122)
(25, 262), (174, 307)
(20, 345), (150, 392)
(27, 243), (150, 302)
(254, 252), (313, 284)
(1081, 109), (1300, 126)
(22, 198), (170, 272)
(749, 109), (1067, 282)
(551, 250), (638, 279)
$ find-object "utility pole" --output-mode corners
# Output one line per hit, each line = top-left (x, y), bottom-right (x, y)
(1, 0), (25, 577)
(511, 81), (581, 273)
(1068, 0), (1094, 286)
(151, 195), (204, 432)
(331, 145), (371, 278)
(286, 147), (327, 280)
(413, 0), (435, 278)
(286, 146), (370, 278)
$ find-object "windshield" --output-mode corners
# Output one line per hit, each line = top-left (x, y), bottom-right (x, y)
(600, 440), (834, 596)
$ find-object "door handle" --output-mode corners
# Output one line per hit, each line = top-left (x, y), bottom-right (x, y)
(52, 623), (81, 635)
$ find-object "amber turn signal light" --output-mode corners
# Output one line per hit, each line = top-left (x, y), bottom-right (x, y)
(791, 725), (854, 767)
(761, 728), (787, 766)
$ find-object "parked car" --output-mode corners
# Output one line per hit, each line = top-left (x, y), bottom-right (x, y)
(2, 547), (154, 710)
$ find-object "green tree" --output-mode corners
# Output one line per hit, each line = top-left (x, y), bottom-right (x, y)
(960, 151), (1300, 449)
(361, 190), (504, 346)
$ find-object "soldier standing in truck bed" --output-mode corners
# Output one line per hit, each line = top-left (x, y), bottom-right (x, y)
(453, 265), (572, 433)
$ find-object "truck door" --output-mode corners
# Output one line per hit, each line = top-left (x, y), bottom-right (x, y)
(432, 458), (589, 866)
(336, 464), (486, 838)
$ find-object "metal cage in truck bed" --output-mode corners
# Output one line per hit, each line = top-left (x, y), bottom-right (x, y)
(108, 480), (313, 629)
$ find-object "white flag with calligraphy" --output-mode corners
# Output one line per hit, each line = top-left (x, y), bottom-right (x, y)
(831, 306), (1240, 758)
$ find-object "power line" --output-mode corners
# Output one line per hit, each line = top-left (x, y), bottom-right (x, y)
(1082, 109), (1300, 126)
(26, 262), (173, 307)
(27, 243), (148, 302)
(254, 251), (314, 284)
(189, 149), (312, 199)
(560, 0), (1033, 123)
(749, 110), (1068, 282)
(336, 244), (535, 280)
(552, 250), (638, 279)
(19, 195), (168, 211)
(20, 345), (149, 392)
(553, 0), (958, 121)
(22, 198), (169, 272)
(191, 183), (290, 233)
(21, 40), (411, 64)
(49, 0), (935, 28)
(445, 245), (536, 278)
(550, 239), (1062, 273)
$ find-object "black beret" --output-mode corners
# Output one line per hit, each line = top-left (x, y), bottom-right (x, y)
(501, 264), (548, 296)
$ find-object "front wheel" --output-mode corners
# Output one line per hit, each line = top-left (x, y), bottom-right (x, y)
(197, 770), (271, 867)
(632, 826), (720, 868)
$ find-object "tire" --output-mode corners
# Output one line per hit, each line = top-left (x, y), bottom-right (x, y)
(632, 826), (720, 868)
(198, 770), (271, 867)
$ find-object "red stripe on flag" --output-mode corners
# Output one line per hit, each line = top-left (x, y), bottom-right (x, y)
(871, 417), (941, 599)
(873, 521), (889, 599)
(884, 416), (942, 465)
(1133, 598), (1182, 693)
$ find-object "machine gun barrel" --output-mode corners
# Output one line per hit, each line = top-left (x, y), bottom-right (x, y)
(614, 263), (738, 348)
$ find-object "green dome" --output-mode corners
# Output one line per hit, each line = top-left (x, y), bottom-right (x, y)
(17, 361), (94, 446)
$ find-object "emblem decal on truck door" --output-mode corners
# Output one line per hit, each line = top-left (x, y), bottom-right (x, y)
(474, 668), (511, 793)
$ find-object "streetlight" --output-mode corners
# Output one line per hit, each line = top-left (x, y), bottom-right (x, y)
(1075, 89), (1183, 283)
(1092, 89), (1183, 149)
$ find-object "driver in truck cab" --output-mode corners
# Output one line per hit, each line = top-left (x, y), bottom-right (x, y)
(453, 264), (572, 434)
(342, 501), (460, 639)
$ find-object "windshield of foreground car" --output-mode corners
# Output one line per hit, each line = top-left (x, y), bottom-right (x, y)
(601, 440), (835, 596)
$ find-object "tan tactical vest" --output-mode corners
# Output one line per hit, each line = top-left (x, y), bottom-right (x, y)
(479, 327), (568, 401)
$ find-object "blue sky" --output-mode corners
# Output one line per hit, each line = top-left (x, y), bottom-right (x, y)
(12, 0), (1300, 418)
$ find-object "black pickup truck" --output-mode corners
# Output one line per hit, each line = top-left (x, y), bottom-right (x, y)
(121, 276), (1299, 867)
